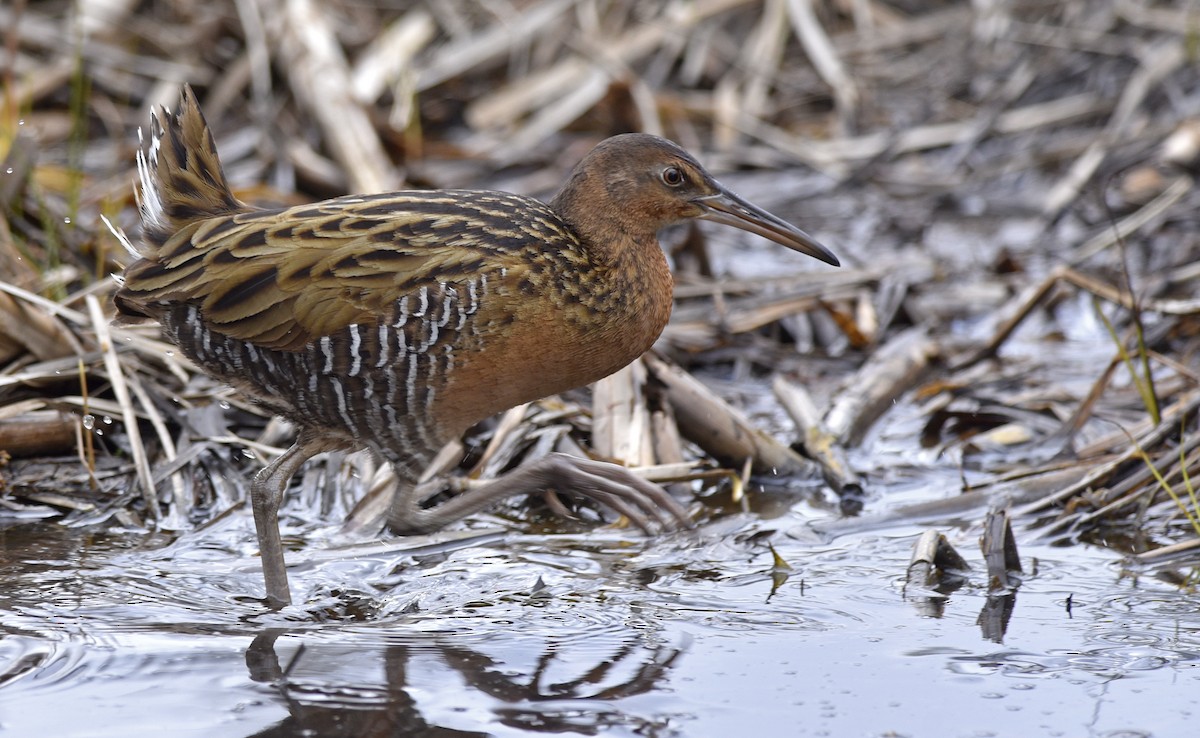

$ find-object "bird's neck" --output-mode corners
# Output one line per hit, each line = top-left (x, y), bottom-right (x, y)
(550, 183), (674, 375)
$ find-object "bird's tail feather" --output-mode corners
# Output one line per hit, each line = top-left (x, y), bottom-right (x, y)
(135, 85), (246, 252)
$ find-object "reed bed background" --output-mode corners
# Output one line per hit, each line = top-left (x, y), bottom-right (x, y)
(1, 0), (1198, 580)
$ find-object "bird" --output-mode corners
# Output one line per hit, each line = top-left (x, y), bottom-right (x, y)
(113, 86), (839, 609)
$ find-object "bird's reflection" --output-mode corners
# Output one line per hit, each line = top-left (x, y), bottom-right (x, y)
(244, 625), (686, 737)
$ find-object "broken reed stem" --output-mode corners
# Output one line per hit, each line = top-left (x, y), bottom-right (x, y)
(772, 375), (862, 495)
(642, 352), (819, 477)
(76, 356), (96, 489)
(1015, 389), (1200, 519)
(125, 368), (189, 528)
(86, 294), (159, 520)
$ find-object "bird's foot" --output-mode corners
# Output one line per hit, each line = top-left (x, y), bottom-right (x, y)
(387, 452), (693, 535)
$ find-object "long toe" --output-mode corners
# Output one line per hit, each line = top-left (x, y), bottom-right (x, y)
(385, 452), (693, 537)
(539, 454), (692, 533)
(587, 460), (694, 530)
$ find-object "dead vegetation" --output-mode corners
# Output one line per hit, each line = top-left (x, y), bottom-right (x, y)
(1, 0), (1198, 580)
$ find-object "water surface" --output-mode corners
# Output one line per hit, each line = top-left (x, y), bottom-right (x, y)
(2, 488), (1196, 737)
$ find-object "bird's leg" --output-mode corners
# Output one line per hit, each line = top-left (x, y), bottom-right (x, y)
(385, 453), (692, 535)
(250, 432), (341, 609)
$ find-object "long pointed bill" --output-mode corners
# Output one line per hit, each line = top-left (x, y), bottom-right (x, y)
(695, 190), (840, 267)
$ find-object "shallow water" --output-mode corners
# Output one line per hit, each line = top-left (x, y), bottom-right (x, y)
(2, 482), (1197, 738)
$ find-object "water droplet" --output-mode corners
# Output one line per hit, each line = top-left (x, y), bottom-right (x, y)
(242, 448), (256, 460)
(95, 429), (104, 436)
(102, 416), (113, 425)
(4, 168), (11, 175)
(63, 217), (72, 225)
(165, 350), (174, 357)
(218, 400), (231, 410)
(81, 414), (95, 430)
(17, 119), (24, 126)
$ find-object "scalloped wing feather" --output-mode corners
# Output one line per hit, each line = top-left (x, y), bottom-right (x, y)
(117, 194), (549, 350)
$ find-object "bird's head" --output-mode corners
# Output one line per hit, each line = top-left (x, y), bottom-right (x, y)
(554, 133), (839, 267)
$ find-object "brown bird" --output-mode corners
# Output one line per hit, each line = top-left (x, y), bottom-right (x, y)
(114, 86), (839, 608)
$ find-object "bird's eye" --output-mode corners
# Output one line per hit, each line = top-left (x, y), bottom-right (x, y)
(660, 166), (685, 186)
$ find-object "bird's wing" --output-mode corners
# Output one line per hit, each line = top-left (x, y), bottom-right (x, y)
(116, 191), (565, 350)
